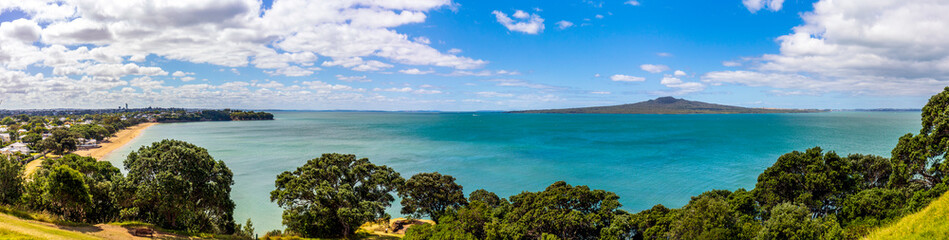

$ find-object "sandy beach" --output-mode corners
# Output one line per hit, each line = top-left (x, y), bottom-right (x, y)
(73, 122), (158, 160)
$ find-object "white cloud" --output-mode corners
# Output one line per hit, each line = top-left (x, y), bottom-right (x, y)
(709, 0), (949, 96)
(660, 76), (705, 94)
(556, 20), (574, 30)
(180, 76), (196, 82)
(595, 14), (604, 19)
(490, 79), (556, 89)
(656, 52), (672, 57)
(374, 87), (442, 94)
(399, 68), (435, 75)
(625, 1), (641, 6)
(335, 74), (371, 82)
(445, 70), (520, 77)
(743, 0), (784, 13)
(722, 61), (742, 67)
(640, 64), (669, 73)
(591, 91), (611, 94)
(413, 36), (431, 44)
(674, 70), (687, 77)
(264, 66), (315, 77)
(492, 10), (545, 34)
(477, 91), (514, 98)
(610, 74), (645, 82)
(447, 48), (462, 54)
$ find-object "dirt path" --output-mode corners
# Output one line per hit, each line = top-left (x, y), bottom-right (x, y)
(0, 213), (187, 239)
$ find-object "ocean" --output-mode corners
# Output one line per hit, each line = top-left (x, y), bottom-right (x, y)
(103, 111), (922, 232)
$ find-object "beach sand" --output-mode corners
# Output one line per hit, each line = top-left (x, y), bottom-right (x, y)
(74, 122), (158, 160)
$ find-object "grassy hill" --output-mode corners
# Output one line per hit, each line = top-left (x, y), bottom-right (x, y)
(864, 190), (949, 239)
(510, 96), (825, 114)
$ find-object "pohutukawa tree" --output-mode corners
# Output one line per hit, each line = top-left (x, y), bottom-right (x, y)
(399, 172), (468, 223)
(124, 139), (236, 234)
(271, 153), (404, 239)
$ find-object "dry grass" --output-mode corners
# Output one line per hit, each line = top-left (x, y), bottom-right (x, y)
(864, 190), (949, 240)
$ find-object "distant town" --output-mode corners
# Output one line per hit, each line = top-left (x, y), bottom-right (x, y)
(0, 108), (273, 161)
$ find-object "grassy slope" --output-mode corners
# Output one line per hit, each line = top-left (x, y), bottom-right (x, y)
(865, 190), (949, 240)
(0, 213), (100, 240)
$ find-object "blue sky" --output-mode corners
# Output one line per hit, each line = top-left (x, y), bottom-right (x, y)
(0, 0), (946, 110)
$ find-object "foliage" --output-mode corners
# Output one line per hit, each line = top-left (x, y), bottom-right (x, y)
(753, 147), (857, 217)
(69, 124), (110, 141)
(44, 165), (93, 222)
(124, 139), (236, 234)
(501, 181), (622, 240)
(37, 128), (81, 154)
(864, 188), (949, 240)
(234, 218), (256, 239)
(754, 203), (841, 240)
(270, 153), (404, 239)
(468, 189), (504, 207)
(0, 155), (23, 205)
(399, 172), (468, 223)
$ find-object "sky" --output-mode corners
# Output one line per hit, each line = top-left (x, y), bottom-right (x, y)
(1, 0), (947, 111)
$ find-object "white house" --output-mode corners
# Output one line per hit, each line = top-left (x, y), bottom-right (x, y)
(0, 142), (30, 155)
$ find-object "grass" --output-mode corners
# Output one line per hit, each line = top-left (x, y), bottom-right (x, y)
(864, 190), (949, 240)
(0, 228), (43, 240)
(0, 212), (101, 240)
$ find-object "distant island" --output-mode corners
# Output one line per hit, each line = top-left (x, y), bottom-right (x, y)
(510, 96), (827, 114)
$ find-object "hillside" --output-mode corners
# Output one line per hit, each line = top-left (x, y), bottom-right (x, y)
(864, 190), (949, 240)
(510, 97), (825, 114)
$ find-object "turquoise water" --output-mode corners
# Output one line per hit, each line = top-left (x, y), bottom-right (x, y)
(103, 111), (922, 232)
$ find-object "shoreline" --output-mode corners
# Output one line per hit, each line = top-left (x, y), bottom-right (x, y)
(73, 122), (158, 160)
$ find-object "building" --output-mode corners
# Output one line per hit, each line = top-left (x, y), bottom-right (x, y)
(0, 142), (30, 155)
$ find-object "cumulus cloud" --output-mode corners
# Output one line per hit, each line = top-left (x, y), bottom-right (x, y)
(335, 74), (371, 82)
(556, 20), (574, 30)
(492, 10), (545, 34)
(640, 64), (669, 73)
(610, 74), (645, 82)
(707, 0), (949, 96)
(0, 0), (490, 108)
(660, 76), (704, 94)
(743, 0), (785, 13)
(625, 1), (641, 6)
(399, 68), (435, 75)
(674, 70), (687, 77)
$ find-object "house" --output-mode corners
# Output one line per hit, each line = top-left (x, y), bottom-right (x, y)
(0, 142), (30, 155)
(78, 138), (99, 150)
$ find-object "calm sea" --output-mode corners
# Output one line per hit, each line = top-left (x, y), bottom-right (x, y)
(103, 111), (921, 232)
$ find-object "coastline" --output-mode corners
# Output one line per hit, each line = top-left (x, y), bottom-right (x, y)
(74, 122), (158, 160)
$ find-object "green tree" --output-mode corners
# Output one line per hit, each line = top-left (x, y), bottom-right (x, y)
(0, 117), (14, 125)
(270, 153), (404, 239)
(755, 203), (840, 240)
(0, 155), (24, 204)
(33, 154), (124, 222)
(399, 172), (468, 223)
(124, 139), (236, 233)
(46, 165), (93, 222)
(754, 147), (856, 217)
(502, 181), (622, 240)
(628, 204), (676, 239)
(38, 128), (81, 154)
(469, 189), (504, 207)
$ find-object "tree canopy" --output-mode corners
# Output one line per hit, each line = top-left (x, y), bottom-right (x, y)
(270, 153), (404, 239)
(124, 139), (236, 233)
(399, 172), (468, 223)
(0, 155), (23, 205)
